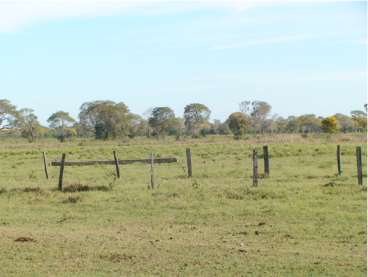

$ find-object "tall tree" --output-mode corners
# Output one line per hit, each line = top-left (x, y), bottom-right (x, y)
(227, 112), (251, 138)
(0, 99), (18, 130)
(239, 100), (272, 133)
(184, 103), (211, 136)
(250, 101), (272, 133)
(148, 107), (176, 138)
(79, 101), (132, 139)
(47, 111), (76, 142)
(18, 108), (41, 142)
(351, 110), (367, 131)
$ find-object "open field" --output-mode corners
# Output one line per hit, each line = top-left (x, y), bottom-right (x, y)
(0, 134), (366, 276)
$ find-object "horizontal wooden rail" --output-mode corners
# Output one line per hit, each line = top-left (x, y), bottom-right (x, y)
(51, 158), (177, 167)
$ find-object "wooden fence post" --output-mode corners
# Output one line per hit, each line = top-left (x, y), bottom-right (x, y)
(336, 145), (342, 176)
(186, 148), (192, 178)
(263, 145), (270, 177)
(252, 149), (258, 187)
(113, 151), (120, 179)
(356, 146), (363, 185)
(42, 152), (49, 180)
(58, 153), (66, 191)
(150, 153), (155, 189)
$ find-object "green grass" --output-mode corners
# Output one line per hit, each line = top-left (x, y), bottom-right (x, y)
(0, 134), (366, 276)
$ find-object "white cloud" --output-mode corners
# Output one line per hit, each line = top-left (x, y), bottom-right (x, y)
(0, 0), (249, 32)
(210, 33), (324, 50)
(0, 0), (355, 32)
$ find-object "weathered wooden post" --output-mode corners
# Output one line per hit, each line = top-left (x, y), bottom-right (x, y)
(113, 151), (120, 179)
(186, 148), (192, 178)
(263, 145), (270, 177)
(58, 153), (66, 191)
(356, 146), (363, 185)
(150, 153), (155, 189)
(252, 149), (258, 186)
(336, 145), (342, 176)
(42, 152), (49, 179)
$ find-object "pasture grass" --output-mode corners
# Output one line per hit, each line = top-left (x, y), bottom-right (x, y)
(0, 134), (366, 276)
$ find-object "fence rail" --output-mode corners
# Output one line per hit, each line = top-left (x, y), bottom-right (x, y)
(51, 158), (177, 167)
(49, 153), (179, 191)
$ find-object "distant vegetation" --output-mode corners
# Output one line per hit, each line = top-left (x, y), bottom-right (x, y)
(0, 99), (366, 142)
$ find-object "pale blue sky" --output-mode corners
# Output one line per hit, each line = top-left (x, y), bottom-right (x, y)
(0, 0), (366, 124)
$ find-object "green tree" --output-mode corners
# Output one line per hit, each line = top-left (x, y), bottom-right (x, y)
(334, 113), (354, 133)
(18, 108), (42, 142)
(79, 101), (132, 139)
(0, 99), (18, 130)
(47, 111), (76, 142)
(239, 100), (272, 133)
(129, 114), (148, 138)
(148, 107), (176, 138)
(250, 101), (272, 133)
(351, 110), (367, 131)
(321, 116), (339, 133)
(227, 112), (251, 138)
(184, 103), (211, 137)
(285, 116), (299, 133)
(168, 117), (185, 138)
(297, 114), (321, 133)
(273, 116), (288, 133)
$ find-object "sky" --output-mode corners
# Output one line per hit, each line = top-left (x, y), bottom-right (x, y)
(0, 0), (366, 124)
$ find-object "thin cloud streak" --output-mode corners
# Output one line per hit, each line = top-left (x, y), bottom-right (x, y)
(0, 0), (357, 32)
(0, 0), (253, 32)
(211, 33), (331, 50)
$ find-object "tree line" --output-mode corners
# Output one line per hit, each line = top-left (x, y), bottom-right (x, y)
(0, 99), (366, 142)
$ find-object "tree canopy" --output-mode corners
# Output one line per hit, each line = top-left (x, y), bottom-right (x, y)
(0, 99), (18, 129)
(79, 101), (133, 139)
(321, 116), (339, 133)
(227, 112), (251, 138)
(18, 108), (41, 142)
(148, 107), (176, 138)
(47, 111), (76, 142)
(184, 103), (211, 136)
(240, 100), (272, 133)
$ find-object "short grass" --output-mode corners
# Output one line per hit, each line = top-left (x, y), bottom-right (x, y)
(0, 134), (366, 276)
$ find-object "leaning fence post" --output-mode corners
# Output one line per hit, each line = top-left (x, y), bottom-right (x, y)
(113, 151), (120, 179)
(58, 153), (66, 191)
(42, 152), (49, 180)
(252, 149), (258, 186)
(336, 145), (342, 176)
(150, 153), (155, 189)
(186, 148), (192, 178)
(263, 145), (270, 177)
(356, 146), (363, 185)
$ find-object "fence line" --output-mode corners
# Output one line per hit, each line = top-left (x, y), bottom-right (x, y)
(39, 145), (365, 191)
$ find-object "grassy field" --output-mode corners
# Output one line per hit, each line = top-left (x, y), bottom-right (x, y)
(0, 134), (366, 276)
